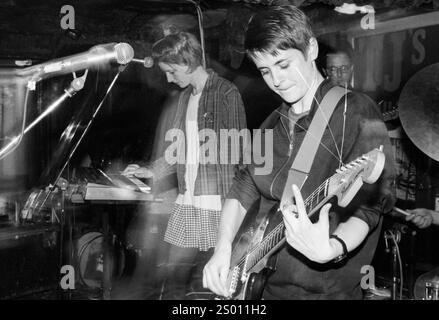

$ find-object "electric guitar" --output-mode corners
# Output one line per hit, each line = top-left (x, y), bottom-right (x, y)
(224, 147), (386, 300)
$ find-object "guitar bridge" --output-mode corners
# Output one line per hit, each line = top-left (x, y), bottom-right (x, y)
(229, 266), (240, 293)
(241, 254), (250, 282)
(241, 271), (248, 283)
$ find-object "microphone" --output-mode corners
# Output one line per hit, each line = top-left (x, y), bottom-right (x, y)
(132, 57), (154, 68)
(19, 42), (134, 81)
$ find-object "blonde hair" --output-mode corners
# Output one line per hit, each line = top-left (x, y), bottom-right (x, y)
(152, 32), (202, 72)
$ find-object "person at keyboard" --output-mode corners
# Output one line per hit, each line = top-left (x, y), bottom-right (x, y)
(123, 31), (247, 299)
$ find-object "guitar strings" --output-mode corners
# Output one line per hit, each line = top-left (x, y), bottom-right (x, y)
(236, 177), (331, 271)
(246, 155), (364, 268)
(235, 154), (366, 273)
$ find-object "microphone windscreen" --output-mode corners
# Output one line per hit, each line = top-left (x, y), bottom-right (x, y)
(143, 57), (154, 68)
(115, 43), (134, 64)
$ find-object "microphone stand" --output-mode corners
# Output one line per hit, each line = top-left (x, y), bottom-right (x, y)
(32, 66), (126, 220)
(0, 73), (87, 299)
(0, 74), (87, 160)
(34, 65), (127, 300)
(384, 229), (401, 300)
(49, 65), (126, 192)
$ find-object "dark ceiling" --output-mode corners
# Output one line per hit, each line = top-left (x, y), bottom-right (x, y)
(0, 0), (437, 60)
(3, 0), (438, 11)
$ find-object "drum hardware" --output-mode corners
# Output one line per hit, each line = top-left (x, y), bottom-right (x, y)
(383, 214), (418, 300)
(75, 231), (125, 292)
(384, 225), (406, 300)
(424, 281), (439, 300)
(414, 267), (439, 300)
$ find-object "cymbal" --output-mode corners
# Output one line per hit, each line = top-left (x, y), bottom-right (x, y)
(398, 63), (439, 162)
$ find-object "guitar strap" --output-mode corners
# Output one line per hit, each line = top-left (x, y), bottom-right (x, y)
(280, 86), (350, 210)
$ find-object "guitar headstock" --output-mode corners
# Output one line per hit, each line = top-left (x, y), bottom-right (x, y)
(328, 147), (386, 207)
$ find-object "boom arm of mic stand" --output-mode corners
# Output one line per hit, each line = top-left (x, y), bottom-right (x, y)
(51, 65), (126, 188)
(32, 66), (126, 218)
(0, 75), (87, 160)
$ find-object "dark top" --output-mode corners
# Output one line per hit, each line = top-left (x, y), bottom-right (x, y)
(227, 79), (395, 299)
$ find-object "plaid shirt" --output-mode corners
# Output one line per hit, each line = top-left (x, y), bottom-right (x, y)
(153, 70), (247, 200)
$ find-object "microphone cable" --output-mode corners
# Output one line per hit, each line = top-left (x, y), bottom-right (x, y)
(187, 0), (206, 69)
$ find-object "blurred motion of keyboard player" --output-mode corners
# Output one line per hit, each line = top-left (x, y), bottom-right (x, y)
(123, 31), (246, 299)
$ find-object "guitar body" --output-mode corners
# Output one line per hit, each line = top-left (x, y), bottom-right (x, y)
(242, 268), (273, 300)
(227, 202), (281, 300)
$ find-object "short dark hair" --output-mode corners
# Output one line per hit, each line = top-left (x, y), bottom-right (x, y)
(326, 39), (354, 62)
(151, 32), (203, 72)
(244, 5), (315, 59)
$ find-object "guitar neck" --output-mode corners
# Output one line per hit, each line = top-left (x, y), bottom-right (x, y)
(244, 178), (332, 272)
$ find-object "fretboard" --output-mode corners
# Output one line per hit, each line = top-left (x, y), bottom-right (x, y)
(244, 178), (331, 271)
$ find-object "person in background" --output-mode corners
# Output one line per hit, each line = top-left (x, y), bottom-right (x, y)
(123, 31), (246, 299)
(325, 39), (354, 89)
